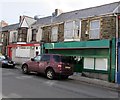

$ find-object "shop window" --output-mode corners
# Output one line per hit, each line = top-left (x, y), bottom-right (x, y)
(84, 57), (108, 71)
(89, 20), (100, 39)
(84, 58), (94, 70)
(95, 58), (108, 70)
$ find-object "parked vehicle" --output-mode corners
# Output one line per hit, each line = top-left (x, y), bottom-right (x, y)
(0, 55), (16, 68)
(22, 54), (74, 79)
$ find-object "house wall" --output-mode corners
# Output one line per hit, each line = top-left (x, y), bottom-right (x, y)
(42, 16), (116, 42)
(58, 23), (64, 42)
(42, 26), (52, 43)
(42, 23), (64, 43)
(36, 27), (42, 42)
(27, 28), (32, 42)
(2, 31), (9, 55)
(12, 46), (40, 64)
(81, 16), (116, 41)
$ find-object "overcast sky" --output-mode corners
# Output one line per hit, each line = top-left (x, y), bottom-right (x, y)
(0, 0), (119, 25)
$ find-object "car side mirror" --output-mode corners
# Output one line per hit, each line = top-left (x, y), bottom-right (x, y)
(31, 58), (34, 61)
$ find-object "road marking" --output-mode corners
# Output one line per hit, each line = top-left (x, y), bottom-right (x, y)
(16, 75), (33, 80)
(44, 80), (57, 86)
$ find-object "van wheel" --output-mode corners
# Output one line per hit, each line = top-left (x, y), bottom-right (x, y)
(22, 65), (29, 74)
(46, 69), (55, 80)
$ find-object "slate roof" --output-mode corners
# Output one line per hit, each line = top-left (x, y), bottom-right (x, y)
(32, 1), (120, 26)
(1, 23), (19, 32)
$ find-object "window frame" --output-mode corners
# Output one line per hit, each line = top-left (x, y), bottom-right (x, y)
(51, 26), (58, 42)
(64, 20), (81, 41)
(89, 20), (100, 39)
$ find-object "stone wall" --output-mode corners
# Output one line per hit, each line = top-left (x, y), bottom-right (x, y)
(101, 16), (116, 39)
(58, 23), (64, 42)
(81, 16), (116, 41)
(42, 26), (51, 43)
(42, 23), (64, 43)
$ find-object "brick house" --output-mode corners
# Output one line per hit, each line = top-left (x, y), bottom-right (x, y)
(0, 23), (19, 55)
(31, 2), (120, 82)
(0, 20), (8, 53)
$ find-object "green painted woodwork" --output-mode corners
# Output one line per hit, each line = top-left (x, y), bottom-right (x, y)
(45, 39), (110, 49)
(110, 38), (116, 82)
(42, 39), (116, 82)
(83, 69), (108, 74)
(48, 49), (109, 57)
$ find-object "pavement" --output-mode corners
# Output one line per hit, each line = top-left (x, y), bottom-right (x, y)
(69, 73), (120, 92)
(15, 65), (120, 92)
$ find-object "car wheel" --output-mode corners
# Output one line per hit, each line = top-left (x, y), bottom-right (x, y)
(22, 65), (29, 74)
(46, 69), (55, 80)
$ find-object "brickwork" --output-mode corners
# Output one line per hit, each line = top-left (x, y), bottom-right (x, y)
(42, 23), (64, 43)
(42, 26), (51, 43)
(81, 16), (116, 41)
(100, 16), (116, 39)
(58, 23), (64, 42)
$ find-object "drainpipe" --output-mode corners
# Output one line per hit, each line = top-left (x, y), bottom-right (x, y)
(114, 13), (118, 83)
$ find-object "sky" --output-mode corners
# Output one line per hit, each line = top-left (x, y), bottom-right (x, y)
(0, 0), (119, 25)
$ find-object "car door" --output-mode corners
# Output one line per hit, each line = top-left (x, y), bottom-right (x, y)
(38, 55), (50, 73)
(29, 55), (41, 72)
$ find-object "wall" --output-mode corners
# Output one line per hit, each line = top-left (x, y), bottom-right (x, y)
(42, 26), (51, 43)
(36, 27), (42, 42)
(81, 16), (116, 41)
(12, 46), (40, 64)
(58, 23), (64, 42)
(27, 28), (32, 42)
(42, 23), (64, 43)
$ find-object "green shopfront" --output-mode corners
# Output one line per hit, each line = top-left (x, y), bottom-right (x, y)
(43, 39), (116, 82)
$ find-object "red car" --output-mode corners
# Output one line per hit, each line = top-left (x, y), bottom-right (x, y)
(22, 54), (74, 79)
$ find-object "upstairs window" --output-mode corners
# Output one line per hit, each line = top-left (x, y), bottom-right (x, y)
(51, 26), (58, 42)
(64, 20), (81, 41)
(89, 20), (100, 39)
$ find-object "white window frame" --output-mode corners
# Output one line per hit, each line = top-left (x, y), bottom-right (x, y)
(51, 26), (58, 42)
(84, 57), (108, 71)
(64, 20), (81, 41)
(89, 20), (100, 39)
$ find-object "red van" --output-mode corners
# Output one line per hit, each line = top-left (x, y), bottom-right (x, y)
(22, 54), (74, 79)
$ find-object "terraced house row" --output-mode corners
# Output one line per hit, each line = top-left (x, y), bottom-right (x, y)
(0, 2), (120, 83)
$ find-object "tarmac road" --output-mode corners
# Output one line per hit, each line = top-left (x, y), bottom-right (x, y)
(1, 67), (119, 99)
